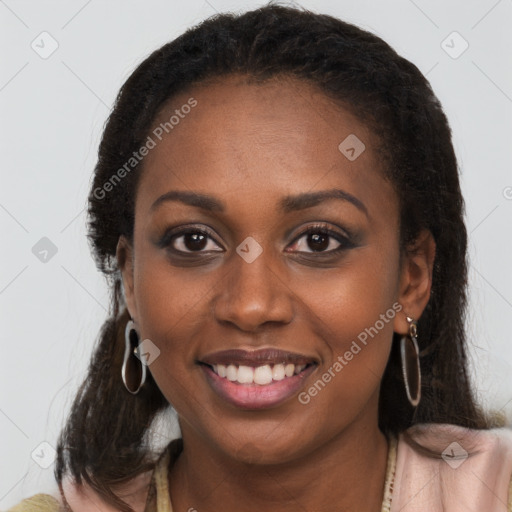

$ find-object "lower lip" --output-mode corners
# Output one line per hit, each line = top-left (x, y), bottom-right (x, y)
(200, 364), (317, 410)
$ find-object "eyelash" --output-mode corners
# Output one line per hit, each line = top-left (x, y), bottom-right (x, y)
(159, 223), (354, 256)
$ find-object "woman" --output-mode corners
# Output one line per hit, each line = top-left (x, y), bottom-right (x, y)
(9, 4), (512, 512)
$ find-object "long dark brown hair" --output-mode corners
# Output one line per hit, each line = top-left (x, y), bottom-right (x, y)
(55, 3), (490, 511)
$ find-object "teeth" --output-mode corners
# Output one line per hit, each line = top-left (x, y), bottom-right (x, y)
(254, 365), (273, 385)
(284, 364), (295, 377)
(226, 364), (238, 381)
(272, 363), (285, 381)
(238, 365), (254, 384)
(294, 364), (306, 375)
(211, 362), (309, 385)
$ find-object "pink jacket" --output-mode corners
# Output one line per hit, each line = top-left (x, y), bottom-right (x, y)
(391, 423), (512, 512)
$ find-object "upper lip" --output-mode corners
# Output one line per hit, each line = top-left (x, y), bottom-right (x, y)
(200, 348), (318, 367)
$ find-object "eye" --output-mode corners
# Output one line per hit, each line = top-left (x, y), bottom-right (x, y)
(159, 223), (354, 257)
(160, 226), (223, 254)
(287, 223), (353, 254)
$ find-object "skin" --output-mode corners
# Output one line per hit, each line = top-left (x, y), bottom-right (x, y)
(117, 75), (435, 512)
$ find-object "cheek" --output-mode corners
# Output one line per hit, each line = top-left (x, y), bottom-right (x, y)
(298, 244), (400, 399)
(132, 250), (214, 393)
(306, 241), (400, 341)
(134, 240), (215, 336)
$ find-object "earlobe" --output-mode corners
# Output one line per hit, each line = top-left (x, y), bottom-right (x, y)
(393, 229), (436, 334)
(116, 235), (137, 319)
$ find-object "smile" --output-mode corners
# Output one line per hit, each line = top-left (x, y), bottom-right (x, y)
(199, 348), (318, 409)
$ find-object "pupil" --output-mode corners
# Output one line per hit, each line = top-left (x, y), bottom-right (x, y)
(309, 233), (328, 251)
(185, 233), (207, 251)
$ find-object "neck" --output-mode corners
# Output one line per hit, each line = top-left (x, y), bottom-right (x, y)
(169, 410), (389, 512)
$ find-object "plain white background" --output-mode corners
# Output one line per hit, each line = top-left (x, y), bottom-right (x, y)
(1, 0), (511, 508)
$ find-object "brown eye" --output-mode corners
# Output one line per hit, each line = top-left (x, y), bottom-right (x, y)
(307, 232), (332, 252)
(181, 232), (208, 251)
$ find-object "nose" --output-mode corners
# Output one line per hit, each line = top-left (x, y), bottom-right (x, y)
(212, 245), (294, 332)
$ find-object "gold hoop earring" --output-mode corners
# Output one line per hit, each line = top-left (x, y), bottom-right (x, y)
(122, 319), (146, 394)
(400, 316), (421, 407)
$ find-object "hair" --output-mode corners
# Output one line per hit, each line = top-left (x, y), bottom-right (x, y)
(54, 3), (491, 511)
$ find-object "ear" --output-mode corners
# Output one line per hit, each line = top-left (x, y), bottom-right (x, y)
(393, 229), (436, 335)
(116, 235), (138, 320)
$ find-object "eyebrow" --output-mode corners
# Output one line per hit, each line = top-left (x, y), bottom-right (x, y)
(150, 188), (368, 217)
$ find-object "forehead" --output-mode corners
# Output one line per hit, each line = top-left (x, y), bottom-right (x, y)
(135, 75), (397, 224)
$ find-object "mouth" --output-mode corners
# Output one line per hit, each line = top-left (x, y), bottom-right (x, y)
(198, 348), (318, 409)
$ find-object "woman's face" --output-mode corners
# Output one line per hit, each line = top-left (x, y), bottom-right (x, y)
(118, 75), (426, 464)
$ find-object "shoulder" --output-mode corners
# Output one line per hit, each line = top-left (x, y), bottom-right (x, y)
(390, 423), (512, 512)
(7, 470), (155, 512)
(6, 441), (182, 512)
(6, 493), (62, 512)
